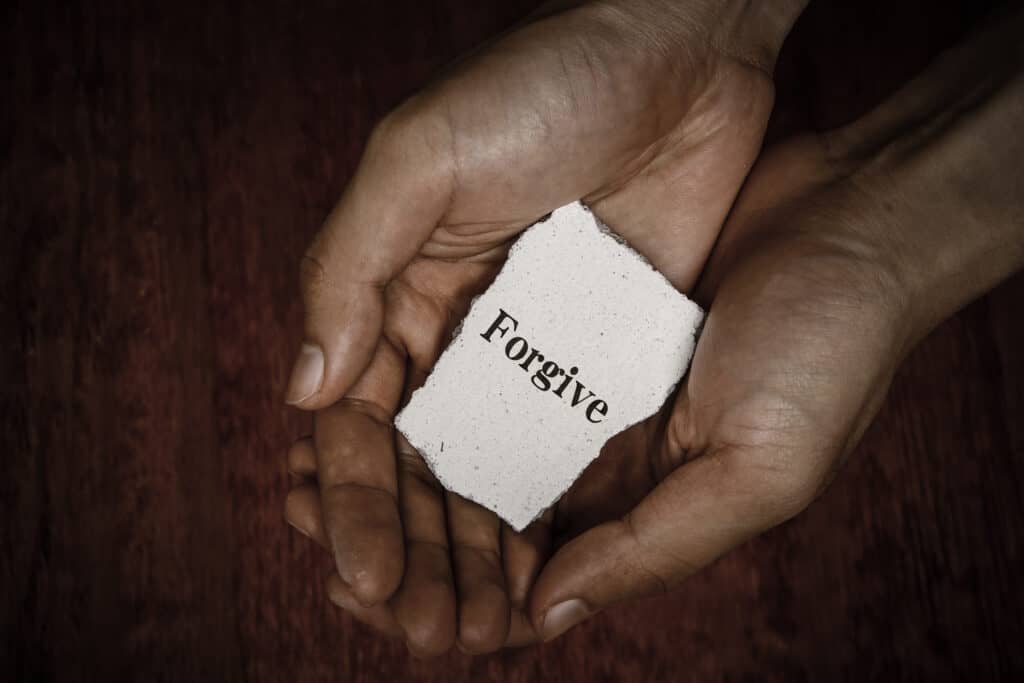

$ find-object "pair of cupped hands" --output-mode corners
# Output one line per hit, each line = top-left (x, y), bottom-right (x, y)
(281, 0), (992, 655)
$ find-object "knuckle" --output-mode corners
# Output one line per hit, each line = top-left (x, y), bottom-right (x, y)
(751, 457), (825, 523)
(319, 455), (383, 494)
(368, 108), (409, 145)
(718, 446), (828, 527)
(367, 106), (423, 159)
(351, 567), (399, 606)
(760, 472), (820, 523)
(400, 583), (456, 654)
(298, 249), (332, 302)
(317, 443), (359, 485)
(367, 101), (454, 187)
(459, 615), (507, 653)
(620, 516), (675, 594)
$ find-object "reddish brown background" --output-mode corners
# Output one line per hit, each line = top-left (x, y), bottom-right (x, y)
(3, 1), (1023, 681)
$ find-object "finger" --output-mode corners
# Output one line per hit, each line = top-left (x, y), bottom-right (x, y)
(325, 573), (405, 639)
(446, 492), (511, 654)
(389, 433), (458, 658)
(287, 437), (317, 479)
(296, 443), (458, 657)
(316, 339), (406, 606)
(284, 483), (328, 548)
(502, 510), (552, 650)
(505, 608), (540, 648)
(501, 509), (554, 607)
(529, 443), (821, 642)
(286, 111), (453, 409)
(380, 283), (463, 657)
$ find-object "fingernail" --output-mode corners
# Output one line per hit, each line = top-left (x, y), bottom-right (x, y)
(541, 599), (591, 641)
(286, 517), (312, 539)
(285, 343), (324, 405)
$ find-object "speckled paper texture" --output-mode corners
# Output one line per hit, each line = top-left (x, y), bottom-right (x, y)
(394, 202), (704, 531)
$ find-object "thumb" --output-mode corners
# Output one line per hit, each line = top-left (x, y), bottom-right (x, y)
(285, 112), (452, 408)
(529, 445), (822, 641)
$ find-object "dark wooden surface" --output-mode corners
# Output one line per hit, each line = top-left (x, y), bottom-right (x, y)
(3, 1), (1023, 681)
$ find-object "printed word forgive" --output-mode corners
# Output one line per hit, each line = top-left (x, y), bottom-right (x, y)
(480, 309), (609, 423)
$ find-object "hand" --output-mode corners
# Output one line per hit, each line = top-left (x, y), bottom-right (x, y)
(283, 0), (806, 655)
(523, 133), (913, 640)
(514, 8), (1024, 641)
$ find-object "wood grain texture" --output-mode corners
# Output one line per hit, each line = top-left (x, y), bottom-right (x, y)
(3, 0), (1022, 680)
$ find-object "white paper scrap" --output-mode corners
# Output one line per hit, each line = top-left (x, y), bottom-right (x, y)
(394, 201), (704, 531)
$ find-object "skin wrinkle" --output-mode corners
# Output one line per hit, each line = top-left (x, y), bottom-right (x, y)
(404, 538), (451, 557)
(594, 1), (698, 67)
(620, 513), (673, 596)
(590, 0), (798, 77)
(419, 242), (514, 264)
(555, 49), (582, 123)
(396, 450), (445, 495)
(765, 216), (911, 325)
(429, 221), (524, 240)
(800, 192), (915, 338)
(574, 32), (602, 105)
(445, 497), (505, 547)
(320, 395), (394, 427)
(299, 251), (382, 301)
(704, 10), (778, 76)
(597, 10), (728, 198)
(455, 545), (505, 574)
(385, 276), (465, 342)
(713, 446), (821, 527)
(655, 392), (703, 480)
(321, 480), (399, 507)
(439, 97), (461, 217)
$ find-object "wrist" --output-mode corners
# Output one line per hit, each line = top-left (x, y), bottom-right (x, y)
(827, 11), (1024, 346)
(584, 0), (808, 73)
(708, 0), (810, 72)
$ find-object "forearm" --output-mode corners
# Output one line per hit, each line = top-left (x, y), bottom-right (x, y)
(832, 7), (1024, 345)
